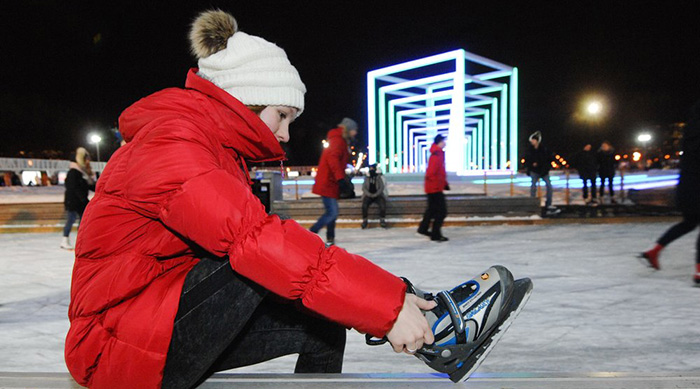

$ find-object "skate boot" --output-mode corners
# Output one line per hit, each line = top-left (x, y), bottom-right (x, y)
(380, 218), (388, 229)
(694, 264), (700, 287)
(367, 265), (533, 383)
(361, 220), (368, 229)
(640, 244), (662, 270)
(60, 236), (74, 250)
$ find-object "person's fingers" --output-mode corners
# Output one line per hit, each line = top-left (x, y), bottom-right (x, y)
(391, 341), (403, 353)
(424, 324), (435, 345)
(415, 297), (437, 311)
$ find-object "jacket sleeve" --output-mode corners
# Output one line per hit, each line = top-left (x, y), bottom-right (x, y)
(126, 123), (406, 337)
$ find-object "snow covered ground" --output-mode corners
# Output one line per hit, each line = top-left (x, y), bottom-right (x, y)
(0, 222), (698, 377)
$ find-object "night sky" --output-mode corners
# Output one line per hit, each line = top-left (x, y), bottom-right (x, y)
(2, 1), (699, 164)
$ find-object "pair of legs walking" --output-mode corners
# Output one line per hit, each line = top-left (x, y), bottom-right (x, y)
(61, 210), (81, 249)
(643, 213), (700, 284)
(310, 197), (338, 243)
(418, 192), (447, 240)
(162, 257), (346, 388)
(529, 173), (552, 208)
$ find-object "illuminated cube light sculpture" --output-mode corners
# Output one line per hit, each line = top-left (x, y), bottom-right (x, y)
(367, 49), (518, 173)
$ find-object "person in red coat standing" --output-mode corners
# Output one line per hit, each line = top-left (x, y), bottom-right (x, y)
(418, 135), (449, 242)
(310, 118), (358, 246)
(64, 10), (436, 389)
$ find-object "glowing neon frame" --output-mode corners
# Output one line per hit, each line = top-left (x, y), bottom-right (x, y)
(367, 49), (518, 173)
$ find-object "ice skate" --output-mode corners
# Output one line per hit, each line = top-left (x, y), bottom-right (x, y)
(60, 236), (74, 251)
(367, 265), (533, 383)
(640, 244), (662, 270)
(361, 220), (368, 229)
(379, 219), (388, 229)
(545, 205), (561, 216)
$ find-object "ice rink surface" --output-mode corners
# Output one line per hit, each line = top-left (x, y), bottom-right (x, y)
(0, 222), (698, 376)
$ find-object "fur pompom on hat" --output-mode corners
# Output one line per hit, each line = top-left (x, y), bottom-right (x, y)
(189, 10), (306, 116)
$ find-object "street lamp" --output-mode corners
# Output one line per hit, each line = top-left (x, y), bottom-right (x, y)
(89, 133), (102, 162)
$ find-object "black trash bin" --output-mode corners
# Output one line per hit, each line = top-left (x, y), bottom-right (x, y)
(251, 179), (271, 213)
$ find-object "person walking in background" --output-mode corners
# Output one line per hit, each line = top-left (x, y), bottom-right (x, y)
(524, 131), (559, 215)
(597, 140), (617, 203)
(61, 147), (95, 250)
(642, 100), (700, 285)
(417, 134), (449, 242)
(572, 144), (598, 205)
(361, 164), (388, 229)
(311, 117), (358, 246)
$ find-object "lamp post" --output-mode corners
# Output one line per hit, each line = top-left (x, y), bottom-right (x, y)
(89, 133), (102, 162)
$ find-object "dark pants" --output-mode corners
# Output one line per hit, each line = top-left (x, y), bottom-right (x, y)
(62, 210), (81, 237)
(599, 175), (614, 197)
(418, 192), (447, 239)
(657, 214), (700, 263)
(581, 177), (597, 199)
(362, 196), (386, 220)
(162, 257), (346, 389)
(310, 196), (338, 241)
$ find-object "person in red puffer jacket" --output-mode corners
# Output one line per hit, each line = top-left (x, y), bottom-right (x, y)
(310, 118), (357, 246)
(64, 10), (435, 389)
(417, 135), (449, 242)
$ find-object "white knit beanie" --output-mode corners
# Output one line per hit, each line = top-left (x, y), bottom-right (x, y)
(190, 10), (306, 116)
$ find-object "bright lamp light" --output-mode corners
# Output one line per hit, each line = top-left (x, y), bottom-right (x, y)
(89, 134), (102, 144)
(587, 101), (602, 115)
(637, 133), (652, 143)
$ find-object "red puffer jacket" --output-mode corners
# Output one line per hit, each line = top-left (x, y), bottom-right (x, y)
(65, 69), (406, 388)
(424, 143), (448, 193)
(312, 128), (349, 198)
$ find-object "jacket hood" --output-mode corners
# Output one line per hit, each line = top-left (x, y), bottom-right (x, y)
(327, 127), (345, 142)
(119, 69), (285, 163)
(430, 143), (444, 154)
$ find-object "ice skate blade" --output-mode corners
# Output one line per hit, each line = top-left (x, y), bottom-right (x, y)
(451, 278), (533, 383)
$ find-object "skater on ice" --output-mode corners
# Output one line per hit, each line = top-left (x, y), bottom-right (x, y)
(642, 100), (700, 285)
(63, 10), (531, 388)
(524, 131), (560, 215)
(310, 117), (358, 245)
(60, 147), (95, 250)
(417, 134), (450, 242)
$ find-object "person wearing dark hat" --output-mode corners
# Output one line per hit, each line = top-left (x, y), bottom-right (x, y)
(311, 117), (358, 245)
(524, 131), (559, 214)
(361, 164), (388, 229)
(417, 134), (449, 242)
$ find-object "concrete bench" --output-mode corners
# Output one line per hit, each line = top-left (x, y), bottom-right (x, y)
(2, 372), (698, 388)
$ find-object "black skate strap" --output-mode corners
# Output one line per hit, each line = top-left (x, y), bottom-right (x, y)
(437, 290), (467, 344)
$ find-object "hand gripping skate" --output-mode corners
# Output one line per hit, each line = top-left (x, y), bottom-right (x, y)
(366, 265), (533, 383)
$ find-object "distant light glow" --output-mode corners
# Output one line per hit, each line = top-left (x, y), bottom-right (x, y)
(322, 140), (329, 149)
(587, 101), (602, 115)
(637, 133), (652, 143)
(89, 134), (102, 144)
(632, 151), (642, 162)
